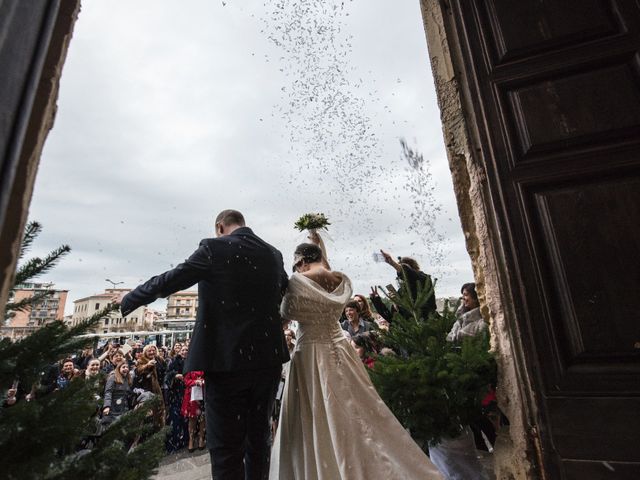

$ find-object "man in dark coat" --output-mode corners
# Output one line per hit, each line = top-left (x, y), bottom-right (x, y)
(119, 210), (289, 480)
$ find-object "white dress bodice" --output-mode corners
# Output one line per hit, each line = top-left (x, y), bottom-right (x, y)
(281, 272), (352, 346)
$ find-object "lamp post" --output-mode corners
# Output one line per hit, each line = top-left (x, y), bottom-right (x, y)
(105, 278), (124, 290)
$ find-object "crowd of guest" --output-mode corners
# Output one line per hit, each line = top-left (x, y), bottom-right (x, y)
(1, 335), (207, 455)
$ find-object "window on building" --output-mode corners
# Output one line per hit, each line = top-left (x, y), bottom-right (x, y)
(104, 318), (109, 325)
(95, 302), (100, 310)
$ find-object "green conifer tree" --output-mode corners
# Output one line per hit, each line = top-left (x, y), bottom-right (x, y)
(369, 272), (496, 448)
(0, 222), (165, 480)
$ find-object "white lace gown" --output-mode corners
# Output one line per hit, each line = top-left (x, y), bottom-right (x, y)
(269, 272), (442, 479)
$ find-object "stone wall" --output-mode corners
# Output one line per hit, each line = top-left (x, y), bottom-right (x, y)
(418, 1), (540, 478)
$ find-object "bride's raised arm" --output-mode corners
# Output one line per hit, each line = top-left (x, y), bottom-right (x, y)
(308, 231), (331, 270)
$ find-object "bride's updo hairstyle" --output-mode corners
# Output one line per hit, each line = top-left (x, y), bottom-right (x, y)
(293, 243), (323, 271)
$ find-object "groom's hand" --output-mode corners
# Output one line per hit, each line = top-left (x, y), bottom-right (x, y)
(110, 292), (127, 305)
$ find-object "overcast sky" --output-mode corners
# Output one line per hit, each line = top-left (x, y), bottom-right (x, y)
(27, 0), (473, 315)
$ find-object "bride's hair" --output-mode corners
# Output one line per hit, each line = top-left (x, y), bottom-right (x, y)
(294, 243), (323, 265)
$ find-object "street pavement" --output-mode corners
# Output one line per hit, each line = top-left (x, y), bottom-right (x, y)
(153, 444), (496, 479)
(154, 449), (211, 480)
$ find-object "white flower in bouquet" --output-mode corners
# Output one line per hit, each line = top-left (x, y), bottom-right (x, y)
(293, 213), (331, 233)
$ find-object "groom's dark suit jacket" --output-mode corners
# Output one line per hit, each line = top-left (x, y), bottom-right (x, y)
(121, 227), (290, 372)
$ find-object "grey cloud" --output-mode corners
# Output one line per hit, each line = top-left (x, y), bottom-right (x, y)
(28, 0), (472, 314)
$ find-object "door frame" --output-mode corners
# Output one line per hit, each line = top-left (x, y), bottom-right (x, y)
(0, 0), (80, 319)
(420, 1), (544, 478)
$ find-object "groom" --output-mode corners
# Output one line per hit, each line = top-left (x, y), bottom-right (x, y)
(119, 209), (289, 479)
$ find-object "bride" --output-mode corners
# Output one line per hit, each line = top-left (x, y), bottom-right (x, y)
(269, 233), (442, 479)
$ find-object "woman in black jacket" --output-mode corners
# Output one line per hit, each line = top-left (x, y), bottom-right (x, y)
(370, 250), (437, 321)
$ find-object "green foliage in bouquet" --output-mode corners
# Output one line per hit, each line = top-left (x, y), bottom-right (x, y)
(294, 213), (331, 232)
(0, 222), (165, 480)
(369, 273), (496, 447)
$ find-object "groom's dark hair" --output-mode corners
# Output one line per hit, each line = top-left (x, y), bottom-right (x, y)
(215, 209), (245, 226)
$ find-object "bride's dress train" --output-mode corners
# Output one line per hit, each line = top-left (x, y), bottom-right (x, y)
(269, 272), (442, 479)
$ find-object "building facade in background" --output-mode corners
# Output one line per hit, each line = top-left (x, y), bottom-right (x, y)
(2, 282), (68, 339)
(71, 288), (154, 334)
(158, 290), (197, 330)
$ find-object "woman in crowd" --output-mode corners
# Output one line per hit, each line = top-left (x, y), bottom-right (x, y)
(169, 342), (182, 361)
(129, 347), (143, 367)
(373, 250), (438, 321)
(447, 282), (485, 342)
(56, 358), (78, 390)
(102, 362), (133, 424)
(134, 344), (166, 428)
(101, 348), (125, 375)
(165, 345), (189, 452)
(83, 358), (101, 380)
(181, 370), (206, 452)
(430, 281), (492, 479)
(159, 346), (169, 362)
(76, 357), (105, 448)
(353, 294), (375, 323)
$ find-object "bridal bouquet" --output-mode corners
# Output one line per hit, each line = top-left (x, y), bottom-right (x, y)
(294, 213), (331, 232)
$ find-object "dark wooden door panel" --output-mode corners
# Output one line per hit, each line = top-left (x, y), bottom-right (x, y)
(563, 460), (640, 480)
(447, 0), (640, 476)
(505, 59), (640, 159)
(483, 0), (623, 63)
(547, 397), (640, 460)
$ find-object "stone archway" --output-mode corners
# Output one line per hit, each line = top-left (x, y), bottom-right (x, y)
(419, 2), (537, 477)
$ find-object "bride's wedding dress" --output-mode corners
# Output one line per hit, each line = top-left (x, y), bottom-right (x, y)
(269, 271), (442, 479)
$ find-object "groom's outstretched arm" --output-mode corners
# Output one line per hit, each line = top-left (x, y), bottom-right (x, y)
(120, 241), (212, 316)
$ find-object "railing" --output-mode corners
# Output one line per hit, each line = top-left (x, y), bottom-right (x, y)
(75, 329), (193, 347)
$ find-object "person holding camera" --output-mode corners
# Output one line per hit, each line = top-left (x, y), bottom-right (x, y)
(371, 250), (438, 321)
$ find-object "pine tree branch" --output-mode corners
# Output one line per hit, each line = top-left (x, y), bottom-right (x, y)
(18, 221), (42, 261)
(1, 221), (165, 479)
(13, 244), (71, 286)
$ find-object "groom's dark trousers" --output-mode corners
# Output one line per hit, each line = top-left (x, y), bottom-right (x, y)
(206, 366), (281, 480)
(120, 226), (290, 480)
